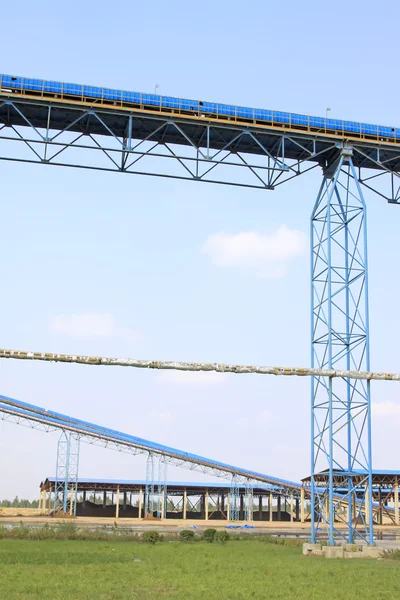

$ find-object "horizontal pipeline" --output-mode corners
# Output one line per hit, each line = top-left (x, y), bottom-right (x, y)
(0, 348), (398, 381)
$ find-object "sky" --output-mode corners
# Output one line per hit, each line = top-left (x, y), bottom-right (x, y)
(0, 0), (400, 500)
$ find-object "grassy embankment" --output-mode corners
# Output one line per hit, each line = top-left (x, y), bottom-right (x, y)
(1, 525), (399, 599)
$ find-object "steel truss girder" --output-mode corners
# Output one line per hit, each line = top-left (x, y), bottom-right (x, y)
(0, 403), (296, 496)
(0, 99), (339, 190)
(311, 146), (373, 545)
(1, 98), (400, 198)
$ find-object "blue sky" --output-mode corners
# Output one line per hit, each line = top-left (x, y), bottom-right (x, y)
(0, 0), (400, 499)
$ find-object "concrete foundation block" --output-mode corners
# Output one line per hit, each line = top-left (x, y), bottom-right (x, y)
(303, 543), (321, 556)
(343, 551), (364, 559)
(343, 543), (360, 553)
(361, 546), (382, 558)
(325, 546), (344, 559)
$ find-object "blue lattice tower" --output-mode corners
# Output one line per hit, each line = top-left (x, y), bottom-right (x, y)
(156, 455), (167, 518)
(145, 453), (155, 517)
(311, 144), (373, 545)
(53, 431), (80, 515)
(230, 474), (240, 520)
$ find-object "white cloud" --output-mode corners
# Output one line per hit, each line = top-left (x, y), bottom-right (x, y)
(372, 402), (400, 418)
(49, 312), (140, 341)
(158, 370), (227, 386)
(201, 226), (307, 277)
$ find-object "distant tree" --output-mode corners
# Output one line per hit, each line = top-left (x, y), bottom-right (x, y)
(0, 497), (39, 508)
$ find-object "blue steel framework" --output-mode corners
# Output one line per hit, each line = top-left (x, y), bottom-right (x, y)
(230, 474), (240, 520)
(54, 431), (80, 515)
(0, 76), (399, 543)
(311, 146), (373, 544)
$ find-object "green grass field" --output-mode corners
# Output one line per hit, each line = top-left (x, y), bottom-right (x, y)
(1, 538), (400, 600)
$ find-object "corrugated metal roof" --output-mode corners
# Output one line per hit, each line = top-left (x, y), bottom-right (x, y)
(42, 478), (276, 489)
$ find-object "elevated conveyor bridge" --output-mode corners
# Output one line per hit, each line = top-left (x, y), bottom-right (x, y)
(0, 74), (399, 199)
(0, 392), (301, 494)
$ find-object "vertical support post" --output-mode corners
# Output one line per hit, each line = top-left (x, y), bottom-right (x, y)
(205, 490), (209, 521)
(269, 492), (273, 522)
(240, 494), (244, 521)
(103, 491), (107, 508)
(227, 491), (231, 521)
(277, 495), (281, 521)
(69, 488), (74, 516)
(115, 486), (120, 519)
(138, 487), (143, 519)
(301, 488), (305, 523)
(365, 483), (370, 526)
(394, 480), (399, 526)
(311, 146), (373, 545)
(290, 493), (294, 523)
(258, 495), (263, 520)
(183, 488), (187, 520)
(161, 488), (165, 519)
